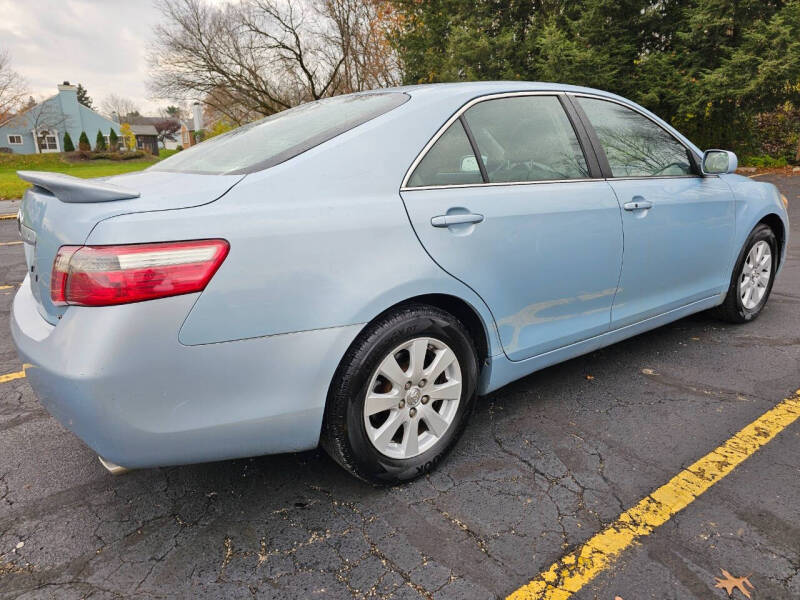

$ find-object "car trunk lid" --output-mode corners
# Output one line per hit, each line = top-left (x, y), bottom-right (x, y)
(17, 169), (244, 324)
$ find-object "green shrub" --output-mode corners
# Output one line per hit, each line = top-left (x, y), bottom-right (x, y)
(78, 131), (90, 152)
(740, 155), (788, 168)
(109, 129), (119, 150)
(176, 145), (183, 151)
(63, 132), (75, 152)
(95, 130), (107, 151)
(89, 150), (146, 161)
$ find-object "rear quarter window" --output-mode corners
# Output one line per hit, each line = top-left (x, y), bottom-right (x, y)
(152, 93), (409, 175)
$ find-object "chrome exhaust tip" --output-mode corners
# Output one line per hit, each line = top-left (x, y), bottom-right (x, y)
(98, 456), (129, 475)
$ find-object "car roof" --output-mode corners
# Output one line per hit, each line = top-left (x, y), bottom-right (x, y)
(379, 80), (624, 101)
(372, 81), (702, 157)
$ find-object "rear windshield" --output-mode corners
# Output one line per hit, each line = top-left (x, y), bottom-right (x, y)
(151, 92), (409, 175)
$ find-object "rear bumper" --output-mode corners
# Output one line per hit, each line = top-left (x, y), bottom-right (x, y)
(11, 276), (362, 468)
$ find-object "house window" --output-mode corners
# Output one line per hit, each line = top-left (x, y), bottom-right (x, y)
(7, 135), (23, 145)
(38, 134), (58, 151)
(137, 138), (144, 149)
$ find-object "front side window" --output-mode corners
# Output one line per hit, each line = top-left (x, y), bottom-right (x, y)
(406, 120), (483, 187)
(152, 92), (409, 175)
(463, 96), (590, 183)
(578, 97), (694, 177)
(8, 135), (22, 145)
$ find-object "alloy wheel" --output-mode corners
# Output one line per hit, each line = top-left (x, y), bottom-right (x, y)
(363, 337), (462, 459)
(739, 240), (772, 310)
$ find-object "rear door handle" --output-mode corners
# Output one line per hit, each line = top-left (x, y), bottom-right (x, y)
(623, 199), (653, 211)
(431, 213), (484, 227)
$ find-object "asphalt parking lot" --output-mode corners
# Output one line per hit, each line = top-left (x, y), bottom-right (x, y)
(1, 175), (799, 600)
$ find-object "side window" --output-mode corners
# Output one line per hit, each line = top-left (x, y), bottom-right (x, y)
(463, 96), (589, 183)
(407, 120), (483, 187)
(578, 97), (694, 177)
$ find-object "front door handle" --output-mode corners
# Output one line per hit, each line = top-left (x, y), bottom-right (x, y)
(623, 198), (653, 211)
(431, 213), (484, 227)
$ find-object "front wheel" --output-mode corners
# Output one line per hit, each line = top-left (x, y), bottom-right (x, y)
(321, 304), (478, 484)
(714, 223), (777, 323)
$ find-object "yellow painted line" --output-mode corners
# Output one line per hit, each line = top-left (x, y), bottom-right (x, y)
(0, 240), (22, 246)
(507, 390), (800, 600)
(0, 213), (17, 220)
(0, 369), (26, 384)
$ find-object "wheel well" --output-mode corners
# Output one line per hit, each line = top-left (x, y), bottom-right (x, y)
(388, 294), (490, 365)
(759, 214), (785, 262)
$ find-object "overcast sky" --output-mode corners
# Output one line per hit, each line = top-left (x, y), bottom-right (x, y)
(0, 0), (229, 116)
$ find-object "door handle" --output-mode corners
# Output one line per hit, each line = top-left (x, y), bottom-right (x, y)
(431, 213), (484, 227)
(623, 198), (653, 211)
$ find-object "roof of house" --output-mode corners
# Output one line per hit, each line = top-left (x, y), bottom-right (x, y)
(129, 124), (158, 136)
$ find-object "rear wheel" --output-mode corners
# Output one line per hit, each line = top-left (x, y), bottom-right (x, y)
(321, 304), (478, 484)
(714, 223), (777, 323)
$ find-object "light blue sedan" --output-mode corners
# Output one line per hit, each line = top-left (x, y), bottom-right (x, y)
(11, 82), (789, 483)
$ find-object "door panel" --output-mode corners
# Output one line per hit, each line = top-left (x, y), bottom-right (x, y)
(574, 95), (736, 327)
(401, 182), (623, 361)
(608, 177), (734, 327)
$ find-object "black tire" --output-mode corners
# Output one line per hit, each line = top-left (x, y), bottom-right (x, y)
(321, 303), (479, 484)
(713, 223), (778, 323)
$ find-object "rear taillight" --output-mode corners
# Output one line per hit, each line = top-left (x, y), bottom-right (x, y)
(50, 239), (229, 307)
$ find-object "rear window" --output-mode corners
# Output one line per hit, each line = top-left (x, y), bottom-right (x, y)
(152, 92), (409, 175)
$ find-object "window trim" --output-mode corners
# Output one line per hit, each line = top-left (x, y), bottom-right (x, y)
(401, 91), (602, 191)
(568, 93), (703, 180)
(7, 134), (23, 145)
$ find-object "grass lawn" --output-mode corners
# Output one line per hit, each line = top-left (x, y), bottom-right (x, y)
(0, 152), (161, 199)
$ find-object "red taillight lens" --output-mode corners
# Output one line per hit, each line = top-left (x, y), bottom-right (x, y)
(50, 240), (229, 307)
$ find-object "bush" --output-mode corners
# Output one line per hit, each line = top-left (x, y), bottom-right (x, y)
(78, 131), (90, 152)
(740, 155), (789, 168)
(95, 130), (107, 152)
(89, 150), (146, 161)
(109, 129), (119, 150)
(63, 132), (75, 152)
(176, 145), (183, 151)
(753, 104), (800, 164)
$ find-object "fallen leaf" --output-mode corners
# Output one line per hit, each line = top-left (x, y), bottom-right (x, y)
(714, 569), (754, 598)
(585, 375), (595, 380)
(641, 368), (656, 375)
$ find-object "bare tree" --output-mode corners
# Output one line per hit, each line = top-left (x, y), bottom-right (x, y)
(100, 94), (140, 119)
(0, 49), (28, 122)
(147, 0), (400, 123)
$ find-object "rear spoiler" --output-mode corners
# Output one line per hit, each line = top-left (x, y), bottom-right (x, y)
(17, 170), (140, 203)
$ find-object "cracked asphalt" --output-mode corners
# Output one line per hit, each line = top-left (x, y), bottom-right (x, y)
(1, 175), (799, 600)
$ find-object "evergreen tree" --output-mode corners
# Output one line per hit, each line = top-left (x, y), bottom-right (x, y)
(62, 131), (75, 152)
(391, 0), (800, 152)
(109, 128), (119, 150)
(78, 131), (91, 152)
(95, 129), (107, 151)
(76, 83), (93, 109)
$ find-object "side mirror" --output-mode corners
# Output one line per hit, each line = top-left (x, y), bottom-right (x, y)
(460, 155), (480, 173)
(702, 149), (738, 175)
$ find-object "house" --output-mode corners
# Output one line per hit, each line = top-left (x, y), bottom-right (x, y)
(124, 115), (181, 151)
(0, 82), (120, 154)
(128, 123), (159, 155)
(180, 102), (204, 148)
